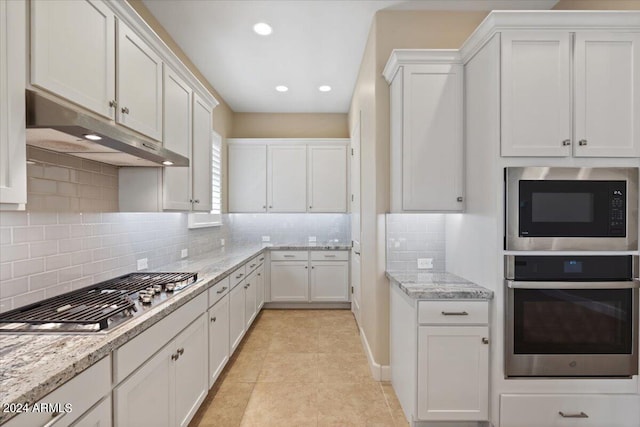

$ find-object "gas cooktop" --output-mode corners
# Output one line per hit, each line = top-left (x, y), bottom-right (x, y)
(0, 272), (197, 333)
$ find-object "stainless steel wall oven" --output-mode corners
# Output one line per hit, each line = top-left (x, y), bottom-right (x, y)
(505, 255), (639, 378)
(505, 167), (638, 251)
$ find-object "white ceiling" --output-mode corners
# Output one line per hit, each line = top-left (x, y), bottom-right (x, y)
(143, 0), (558, 113)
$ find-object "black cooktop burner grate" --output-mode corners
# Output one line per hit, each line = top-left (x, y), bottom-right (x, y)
(0, 272), (197, 331)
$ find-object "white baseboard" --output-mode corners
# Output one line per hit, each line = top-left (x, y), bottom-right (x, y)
(358, 326), (391, 381)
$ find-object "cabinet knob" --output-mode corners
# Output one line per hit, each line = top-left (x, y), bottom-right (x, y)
(309, 206), (312, 209)
(177, 347), (184, 355)
(194, 199), (200, 204)
(121, 107), (130, 114)
(211, 317), (216, 322)
(456, 197), (463, 202)
(109, 100), (117, 108)
(562, 139), (571, 146)
(171, 353), (179, 361)
(305, 266), (308, 269)
(482, 337), (489, 345)
(262, 205), (266, 209)
(269, 205), (273, 209)
(311, 266), (315, 269)
(579, 139), (588, 146)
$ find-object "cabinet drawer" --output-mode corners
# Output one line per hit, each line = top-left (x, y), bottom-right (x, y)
(310, 250), (349, 261)
(230, 265), (246, 288)
(115, 291), (207, 383)
(246, 254), (262, 273)
(500, 394), (640, 427)
(271, 250), (308, 261)
(418, 300), (488, 325)
(208, 276), (230, 307)
(4, 356), (111, 427)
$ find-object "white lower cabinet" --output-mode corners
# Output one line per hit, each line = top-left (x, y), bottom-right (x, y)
(270, 261), (309, 302)
(417, 326), (489, 421)
(310, 261), (349, 302)
(208, 294), (229, 389)
(115, 314), (207, 427)
(500, 394), (640, 427)
(71, 396), (111, 427)
(244, 272), (258, 327)
(256, 263), (265, 310)
(229, 281), (246, 353)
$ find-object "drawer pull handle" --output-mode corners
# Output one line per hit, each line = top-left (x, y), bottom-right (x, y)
(43, 411), (67, 427)
(211, 317), (216, 322)
(236, 273), (244, 279)
(171, 353), (179, 361)
(177, 348), (184, 355)
(324, 254), (336, 258)
(259, 257), (264, 261)
(250, 263), (256, 267)
(284, 255), (295, 258)
(441, 311), (469, 316)
(216, 286), (228, 294)
(559, 411), (588, 419)
(482, 337), (489, 344)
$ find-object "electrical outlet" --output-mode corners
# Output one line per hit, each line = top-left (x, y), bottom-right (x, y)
(137, 258), (148, 271)
(262, 235), (271, 242)
(181, 249), (188, 259)
(308, 236), (317, 242)
(417, 258), (433, 270)
(220, 238), (225, 246)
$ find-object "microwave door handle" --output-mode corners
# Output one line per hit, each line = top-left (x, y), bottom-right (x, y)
(506, 280), (640, 290)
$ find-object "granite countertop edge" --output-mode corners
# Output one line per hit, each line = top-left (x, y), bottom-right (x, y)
(386, 271), (494, 300)
(0, 243), (350, 423)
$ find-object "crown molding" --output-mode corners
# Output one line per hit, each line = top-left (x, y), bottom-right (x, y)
(383, 49), (462, 83)
(106, 0), (219, 109)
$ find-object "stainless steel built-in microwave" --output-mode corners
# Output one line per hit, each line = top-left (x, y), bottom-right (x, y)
(505, 167), (638, 251)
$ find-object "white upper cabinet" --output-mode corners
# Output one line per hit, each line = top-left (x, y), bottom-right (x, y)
(228, 144), (267, 212)
(574, 32), (640, 157)
(191, 94), (213, 212)
(31, 0), (116, 120)
(308, 145), (348, 212)
(500, 30), (640, 158)
(117, 19), (163, 141)
(501, 32), (572, 157)
(162, 66), (192, 211)
(267, 145), (307, 213)
(384, 52), (464, 212)
(0, 0), (26, 209)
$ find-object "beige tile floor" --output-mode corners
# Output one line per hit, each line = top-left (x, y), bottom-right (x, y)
(190, 309), (409, 427)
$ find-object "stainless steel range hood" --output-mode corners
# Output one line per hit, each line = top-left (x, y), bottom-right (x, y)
(26, 90), (189, 167)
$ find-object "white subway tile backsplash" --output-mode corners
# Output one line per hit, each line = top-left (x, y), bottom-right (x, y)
(29, 271), (59, 291)
(0, 263), (12, 281)
(1, 277), (29, 298)
(45, 282), (73, 298)
(58, 266), (82, 283)
(0, 212), (28, 226)
(13, 259), (45, 278)
(45, 254), (71, 270)
(45, 225), (70, 240)
(0, 244), (29, 263)
(58, 238), (82, 253)
(0, 228), (11, 245)
(386, 214), (446, 272)
(12, 226), (44, 243)
(13, 290), (46, 308)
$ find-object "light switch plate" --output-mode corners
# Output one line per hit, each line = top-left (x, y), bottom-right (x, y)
(137, 258), (148, 271)
(308, 236), (317, 242)
(417, 258), (433, 270)
(220, 238), (225, 246)
(181, 249), (188, 259)
(262, 236), (271, 242)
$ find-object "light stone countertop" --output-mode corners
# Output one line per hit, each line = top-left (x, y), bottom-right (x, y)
(386, 271), (494, 300)
(0, 243), (350, 424)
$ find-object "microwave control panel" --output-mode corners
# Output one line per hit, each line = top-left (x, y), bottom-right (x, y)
(609, 186), (626, 236)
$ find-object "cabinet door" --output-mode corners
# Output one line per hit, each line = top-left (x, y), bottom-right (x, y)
(351, 249), (361, 327)
(401, 64), (464, 211)
(501, 32), (572, 157)
(208, 295), (230, 389)
(417, 326), (489, 421)
(267, 145), (307, 212)
(162, 66), (192, 211)
(31, 0), (116, 119)
(0, 0), (26, 208)
(308, 145), (347, 212)
(244, 274), (258, 328)
(574, 32), (640, 158)
(228, 144), (267, 212)
(310, 261), (349, 302)
(229, 283), (246, 354)
(117, 19), (163, 140)
(192, 94), (213, 212)
(174, 314), (208, 427)
(270, 261), (309, 302)
(256, 265), (265, 310)
(72, 396), (111, 427)
(115, 344), (174, 427)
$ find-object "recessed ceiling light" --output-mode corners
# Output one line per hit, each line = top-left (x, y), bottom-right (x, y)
(275, 85), (289, 92)
(162, 160), (174, 166)
(84, 134), (102, 141)
(318, 85), (332, 92)
(253, 22), (272, 36)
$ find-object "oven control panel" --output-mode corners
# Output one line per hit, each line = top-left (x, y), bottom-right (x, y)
(609, 186), (626, 236)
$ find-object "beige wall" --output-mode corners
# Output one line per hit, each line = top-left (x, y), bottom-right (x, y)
(348, 10), (488, 367)
(232, 113), (349, 138)
(554, 0), (640, 9)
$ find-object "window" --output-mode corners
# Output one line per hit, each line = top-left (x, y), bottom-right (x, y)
(188, 131), (223, 229)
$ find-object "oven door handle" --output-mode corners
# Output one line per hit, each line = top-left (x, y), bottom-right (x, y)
(506, 280), (640, 289)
